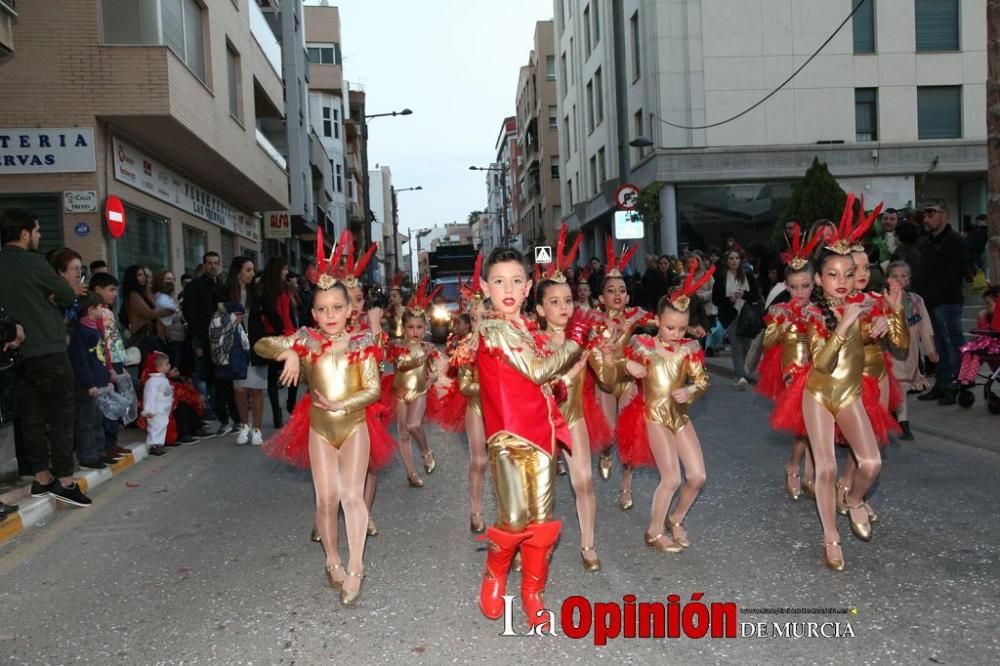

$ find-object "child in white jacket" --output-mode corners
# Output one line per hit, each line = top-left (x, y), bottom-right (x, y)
(142, 352), (174, 456)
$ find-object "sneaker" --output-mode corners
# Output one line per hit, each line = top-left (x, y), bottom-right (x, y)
(235, 424), (251, 445)
(177, 435), (198, 444)
(734, 377), (749, 390)
(251, 428), (263, 446)
(215, 423), (235, 438)
(193, 426), (215, 440)
(30, 480), (54, 497)
(49, 482), (93, 507)
(79, 460), (107, 470)
(148, 446), (167, 456)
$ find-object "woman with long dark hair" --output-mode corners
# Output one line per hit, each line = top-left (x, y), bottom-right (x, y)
(259, 257), (296, 428)
(219, 257), (266, 446)
(711, 250), (759, 389)
(120, 265), (172, 357)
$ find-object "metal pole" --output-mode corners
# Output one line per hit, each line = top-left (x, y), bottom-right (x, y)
(500, 165), (508, 247)
(612, 0), (631, 188)
(391, 187), (400, 276)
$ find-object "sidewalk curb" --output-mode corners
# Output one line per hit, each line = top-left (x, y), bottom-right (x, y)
(0, 442), (151, 544)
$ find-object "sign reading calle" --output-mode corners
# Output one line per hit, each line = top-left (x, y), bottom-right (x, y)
(63, 190), (98, 213)
(0, 128), (96, 174)
(111, 137), (259, 242)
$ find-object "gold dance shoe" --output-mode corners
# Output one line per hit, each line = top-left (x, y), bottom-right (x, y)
(580, 547), (602, 572)
(340, 570), (364, 606)
(367, 518), (379, 536)
(821, 541), (845, 571)
(598, 452), (612, 481)
(784, 470), (802, 500)
(422, 452), (436, 474)
(836, 482), (850, 516)
(863, 501), (879, 524)
(644, 531), (683, 553)
(407, 472), (424, 488)
(847, 503), (872, 542)
(801, 481), (816, 500)
(665, 517), (690, 548)
(325, 563), (345, 590)
(470, 512), (486, 534)
(310, 525), (322, 543)
(617, 490), (634, 511)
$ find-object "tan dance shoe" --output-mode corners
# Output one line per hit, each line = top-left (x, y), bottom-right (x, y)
(617, 490), (634, 511)
(422, 452), (436, 474)
(580, 546), (602, 572)
(644, 531), (683, 553)
(665, 517), (690, 548)
(325, 563), (345, 590)
(822, 541), (845, 571)
(340, 570), (364, 606)
(470, 512), (486, 534)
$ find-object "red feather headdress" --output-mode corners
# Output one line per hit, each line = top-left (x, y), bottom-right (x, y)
(459, 251), (484, 306)
(604, 235), (638, 278)
(389, 272), (406, 289)
(407, 277), (442, 317)
(668, 260), (716, 312)
(780, 223), (822, 271)
(826, 193), (884, 256)
(539, 224), (583, 284)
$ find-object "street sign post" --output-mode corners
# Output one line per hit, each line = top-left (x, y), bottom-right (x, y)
(615, 183), (640, 210)
(534, 245), (553, 264)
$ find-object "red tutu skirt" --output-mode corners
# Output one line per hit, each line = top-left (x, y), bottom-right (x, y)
(861, 374), (900, 447)
(883, 352), (903, 412)
(756, 345), (785, 401)
(616, 393), (655, 467)
(261, 396), (398, 470)
(378, 373), (397, 424)
(582, 372), (613, 452)
(427, 382), (467, 433)
(770, 367), (808, 437)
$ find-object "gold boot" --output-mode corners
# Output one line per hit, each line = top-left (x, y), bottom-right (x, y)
(617, 490), (633, 511)
(470, 512), (486, 534)
(822, 541), (845, 571)
(580, 546), (602, 572)
(340, 570), (364, 606)
(644, 531), (683, 553)
(665, 517), (690, 548)
(310, 525), (322, 543)
(422, 452), (436, 474)
(847, 502), (872, 542)
(599, 452), (612, 481)
(835, 482), (850, 516)
(367, 517), (378, 536)
(325, 563), (344, 590)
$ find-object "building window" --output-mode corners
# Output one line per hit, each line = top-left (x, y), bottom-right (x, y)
(333, 108), (340, 139)
(322, 106), (332, 137)
(307, 43), (341, 64)
(915, 0), (959, 52)
(101, 0), (206, 82)
(560, 53), (568, 97)
(569, 38), (575, 83)
(567, 178), (573, 207)
(551, 161), (560, 180)
(854, 88), (878, 142)
(630, 11), (641, 80)
(227, 42), (243, 122)
(546, 55), (556, 80)
(548, 106), (558, 129)
(116, 204), (170, 277)
(634, 108), (647, 158)
(564, 114), (571, 153)
(589, 155), (597, 194)
(597, 147), (606, 185)
(572, 105), (578, 152)
(592, 1), (600, 46)
(586, 81), (595, 132)
(183, 225), (207, 275)
(852, 0), (876, 54)
(584, 6), (592, 57)
(917, 86), (962, 139)
(594, 67), (603, 126)
(335, 164), (343, 193)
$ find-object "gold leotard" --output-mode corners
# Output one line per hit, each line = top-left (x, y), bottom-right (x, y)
(860, 296), (910, 380)
(804, 307), (865, 416)
(254, 328), (381, 448)
(625, 336), (709, 433)
(763, 304), (811, 371)
(391, 341), (435, 402)
(590, 308), (652, 399)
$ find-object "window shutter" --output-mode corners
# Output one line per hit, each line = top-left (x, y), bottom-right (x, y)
(852, 0), (876, 54)
(917, 86), (962, 139)
(915, 0), (959, 52)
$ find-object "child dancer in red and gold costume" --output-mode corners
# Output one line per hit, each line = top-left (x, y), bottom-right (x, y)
(615, 263), (713, 552)
(256, 251), (394, 605)
(476, 247), (589, 630)
(385, 279), (440, 488)
(761, 224), (821, 500)
(384, 272), (407, 340)
(799, 197), (891, 571)
(533, 226), (611, 571)
(590, 239), (654, 510)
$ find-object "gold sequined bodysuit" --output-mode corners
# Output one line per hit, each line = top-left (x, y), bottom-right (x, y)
(390, 340), (436, 402)
(590, 308), (653, 399)
(860, 294), (910, 380)
(804, 302), (868, 415)
(763, 303), (811, 373)
(622, 336), (709, 433)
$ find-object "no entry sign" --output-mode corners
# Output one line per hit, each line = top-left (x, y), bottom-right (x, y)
(105, 195), (126, 239)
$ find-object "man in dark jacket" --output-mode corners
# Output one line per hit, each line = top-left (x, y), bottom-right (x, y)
(0, 209), (91, 506)
(915, 204), (968, 405)
(181, 251), (224, 429)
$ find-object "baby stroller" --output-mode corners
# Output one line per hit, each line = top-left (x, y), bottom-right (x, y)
(956, 330), (1000, 414)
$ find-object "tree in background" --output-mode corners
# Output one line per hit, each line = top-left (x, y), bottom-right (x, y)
(774, 158), (848, 248)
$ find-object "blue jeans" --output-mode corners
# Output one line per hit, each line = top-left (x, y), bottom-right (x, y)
(930, 303), (965, 390)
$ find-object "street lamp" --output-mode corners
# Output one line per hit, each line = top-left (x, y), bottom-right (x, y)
(408, 227), (433, 283)
(470, 164), (509, 249)
(391, 185), (423, 276)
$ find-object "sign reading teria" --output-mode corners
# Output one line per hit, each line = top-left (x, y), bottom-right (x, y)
(263, 211), (291, 239)
(0, 128), (96, 174)
(534, 246), (553, 264)
(112, 137), (259, 241)
(63, 190), (98, 213)
(615, 183), (640, 210)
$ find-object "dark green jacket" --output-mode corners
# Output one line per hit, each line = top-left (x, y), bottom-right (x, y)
(0, 245), (76, 359)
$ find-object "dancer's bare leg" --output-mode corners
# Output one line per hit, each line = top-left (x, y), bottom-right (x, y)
(337, 428), (371, 596)
(666, 423), (706, 546)
(309, 429), (344, 583)
(618, 387), (637, 496)
(803, 394), (842, 563)
(565, 421), (597, 562)
(645, 421), (682, 549)
(396, 398), (418, 478)
(835, 400), (881, 534)
(406, 395), (431, 457)
(364, 470), (378, 509)
(467, 409), (487, 517)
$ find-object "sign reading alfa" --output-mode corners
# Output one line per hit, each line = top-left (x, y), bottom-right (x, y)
(0, 128), (96, 174)
(263, 211), (291, 239)
(112, 137), (259, 242)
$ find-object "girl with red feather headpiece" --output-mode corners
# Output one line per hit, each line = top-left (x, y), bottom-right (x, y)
(612, 261), (714, 554)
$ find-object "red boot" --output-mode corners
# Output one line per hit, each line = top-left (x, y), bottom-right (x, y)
(479, 527), (530, 620)
(520, 520), (562, 629)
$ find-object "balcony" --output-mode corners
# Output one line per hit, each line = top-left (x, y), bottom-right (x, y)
(256, 128), (287, 171)
(348, 200), (364, 222)
(0, 0), (14, 55)
(250, 0), (281, 77)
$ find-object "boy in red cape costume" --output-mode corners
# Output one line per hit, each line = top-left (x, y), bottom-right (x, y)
(475, 246), (589, 630)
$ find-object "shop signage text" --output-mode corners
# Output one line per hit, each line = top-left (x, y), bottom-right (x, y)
(64, 190), (98, 213)
(0, 128), (96, 174)
(111, 137), (259, 242)
(263, 211), (291, 239)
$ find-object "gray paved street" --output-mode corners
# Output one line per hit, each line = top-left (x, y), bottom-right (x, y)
(1, 382), (999, 664)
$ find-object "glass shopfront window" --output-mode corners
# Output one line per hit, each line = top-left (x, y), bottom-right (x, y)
(182, 225), (207, 276)
(114, 204), (170, 279)
(676, 182), (795, 251)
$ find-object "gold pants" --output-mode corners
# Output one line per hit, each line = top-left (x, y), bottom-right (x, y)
(488, 434), (556, 532)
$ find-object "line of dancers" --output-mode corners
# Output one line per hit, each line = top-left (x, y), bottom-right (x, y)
(252, 195), (910, 624)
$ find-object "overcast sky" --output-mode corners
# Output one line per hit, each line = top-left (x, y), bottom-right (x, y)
(325, 0), (555, 236)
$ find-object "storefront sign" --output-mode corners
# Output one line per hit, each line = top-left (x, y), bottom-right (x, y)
(0, 128), (96, 174)
(111, 137), (260, 242)
(63, 190), (98, 213)
(263, 211), (291, 239)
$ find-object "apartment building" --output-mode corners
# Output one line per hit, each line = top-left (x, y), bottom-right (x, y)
(515, 20), (562, 256)
(0, 0), (293, 276)
(481, 117), (519, 253)
(555, 0), (987, 260)
(369, 164), (393, 285)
